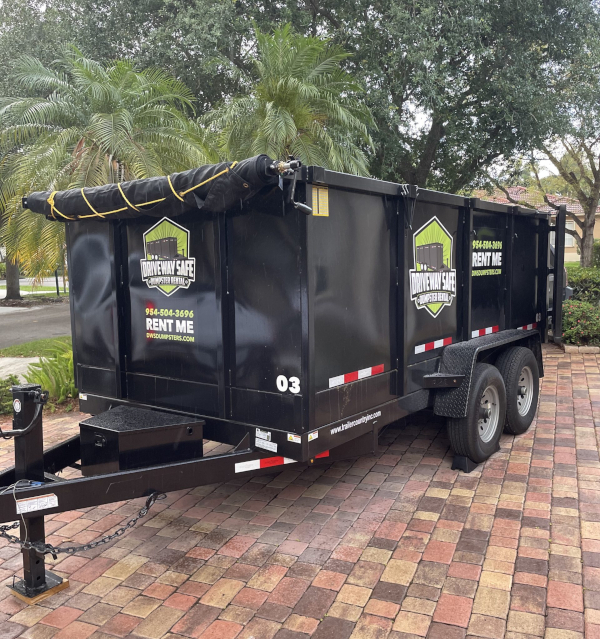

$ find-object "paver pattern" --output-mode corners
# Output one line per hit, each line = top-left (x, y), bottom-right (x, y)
(0, 343), (598, 638)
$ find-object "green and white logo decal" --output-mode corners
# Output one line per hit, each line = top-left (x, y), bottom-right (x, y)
(140, 218), (196, 296)
(409, 217), (457, 317)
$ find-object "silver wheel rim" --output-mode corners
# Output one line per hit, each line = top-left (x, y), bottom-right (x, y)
(479, 384), (500, 443)
(517, 365), (534, 416)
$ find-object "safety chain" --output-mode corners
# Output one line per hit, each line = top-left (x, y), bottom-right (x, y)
(0, 492), (166, 559)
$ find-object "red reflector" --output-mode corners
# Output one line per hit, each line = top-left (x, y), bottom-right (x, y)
(315, 451), (330, 459)
(424, 342), (435, 351)
(259, 456), (285, 469)
(344, 371), (359, 383)
(372, 364), (385, 375)
(442, 337), (453, 346)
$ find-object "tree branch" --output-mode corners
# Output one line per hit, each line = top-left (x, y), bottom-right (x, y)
(413, 113), (444, 186)
(308, 1), (341, 29)
(541, 143), (591, 206)
(565, 226), (581, 249)
(580, 139), (599, 182)
(490, 178), (537, 210)
(562, 139), (594, 189)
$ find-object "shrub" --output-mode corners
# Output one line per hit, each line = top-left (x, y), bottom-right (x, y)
(0, 374), (20, 415)
(593, 241), (600, 268)
(562, 299), (600, 345)
(566, 267), (600, 305)
(25, 342), (77, 405)
(0, 262), (5, 279)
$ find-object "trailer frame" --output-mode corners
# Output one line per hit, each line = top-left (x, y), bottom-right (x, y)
(1, 170), (567, 602)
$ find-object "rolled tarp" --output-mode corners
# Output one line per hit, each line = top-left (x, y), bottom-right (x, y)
(23, 155), (277, 222)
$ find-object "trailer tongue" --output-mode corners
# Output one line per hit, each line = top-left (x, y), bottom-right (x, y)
(4, 157), (565, 602)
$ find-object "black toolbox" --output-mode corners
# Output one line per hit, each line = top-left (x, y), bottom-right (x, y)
(80, 405), (204, 476)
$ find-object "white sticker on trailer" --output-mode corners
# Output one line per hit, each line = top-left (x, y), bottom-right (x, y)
(16, 494), (58, 515)
(287, 434), (301, 444)
(255, 428), (271, 442)
(255, 439), (278, 453)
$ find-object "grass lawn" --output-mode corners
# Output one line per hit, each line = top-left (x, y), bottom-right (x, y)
(0, 336), (72, 358)
(0, 285), (58, 293)
(565, 262), (582, 271)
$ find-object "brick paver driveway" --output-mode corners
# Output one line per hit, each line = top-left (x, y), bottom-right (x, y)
(0, 344), (597, 638)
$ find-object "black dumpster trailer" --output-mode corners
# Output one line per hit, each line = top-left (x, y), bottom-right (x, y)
(2, 156), (566, 601)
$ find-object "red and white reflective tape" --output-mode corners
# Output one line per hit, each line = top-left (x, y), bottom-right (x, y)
(414, 336), (452, 355)
(235, 456), (296, 473)
(329, 364), (384, 389)
(517, 322), (537, 331)
(315, 451), (329, 459)
(471, 325), (499, 339)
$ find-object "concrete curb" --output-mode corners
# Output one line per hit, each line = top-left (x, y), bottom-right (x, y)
(561, 343), (600, 353)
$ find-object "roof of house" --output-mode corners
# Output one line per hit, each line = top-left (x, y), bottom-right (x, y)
(472, 187), (600, 216)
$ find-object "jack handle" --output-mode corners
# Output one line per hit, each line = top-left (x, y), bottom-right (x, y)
(0, 388), (48, 439)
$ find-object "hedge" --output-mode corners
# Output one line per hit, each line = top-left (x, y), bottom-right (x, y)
(562, 299), (600, 346)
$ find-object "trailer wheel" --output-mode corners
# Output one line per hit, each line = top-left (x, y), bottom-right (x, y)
(447, 363), (506, 463)
(494, 347), (539, 435)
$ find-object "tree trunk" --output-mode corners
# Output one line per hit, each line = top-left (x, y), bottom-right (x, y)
(580, 207), (597, 267)
(5, 258), (21, 300)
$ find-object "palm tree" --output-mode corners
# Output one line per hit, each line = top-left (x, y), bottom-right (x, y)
(0, 46), (217, 282)
(205, 24), (374, 176)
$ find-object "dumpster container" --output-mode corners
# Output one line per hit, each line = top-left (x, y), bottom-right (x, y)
(2, 158), (567, 602)
(20, 156), (565, 470)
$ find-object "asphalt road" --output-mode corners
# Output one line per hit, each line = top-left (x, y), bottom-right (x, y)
(0, 304), (71, 347)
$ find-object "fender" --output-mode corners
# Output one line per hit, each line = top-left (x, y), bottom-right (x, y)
(433, 329), (543, 419)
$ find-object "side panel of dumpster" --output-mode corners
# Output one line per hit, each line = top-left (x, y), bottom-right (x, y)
(124, 213), (222, 416)
(67, 222), (119, 397)
(227, 195), (304, 431)
(510, 216), (541, 330)
(308, 188), (397, 429)
(405, 200), (461, 380)
(470, 211), (507, 335)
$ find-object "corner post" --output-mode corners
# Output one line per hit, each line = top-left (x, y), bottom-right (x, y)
(552, 205), (566, 344)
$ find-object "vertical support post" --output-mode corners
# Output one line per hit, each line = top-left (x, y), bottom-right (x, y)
(504, 210), (515, 329)
(538, 218), (550, 343)
(552, 205), (566, 344)
(462, 202), (474, 342)
(9, 384), (68, 603)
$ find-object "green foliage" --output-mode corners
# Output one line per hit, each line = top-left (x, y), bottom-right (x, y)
(0, 46), (218, 281)
(562, 299), (600, 345)
(0, 336), (71, 358)
(0, 374), (19, 415)
(593, 242), (600, 269)
(4, 0), (595, 191)
(0, 262), (5, 279)
(25, 341), (77, 404)
(206, 24), (374, 176)
(565, 268), (600, 305)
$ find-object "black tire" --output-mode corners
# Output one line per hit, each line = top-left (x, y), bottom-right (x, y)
(495, 346), (539, 435)
(447, 363), (506, 463)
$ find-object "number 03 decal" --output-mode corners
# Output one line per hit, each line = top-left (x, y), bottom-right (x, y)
(276, 375), (301, 394)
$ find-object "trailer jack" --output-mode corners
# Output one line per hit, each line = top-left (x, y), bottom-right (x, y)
(5, 385), (69, 603)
